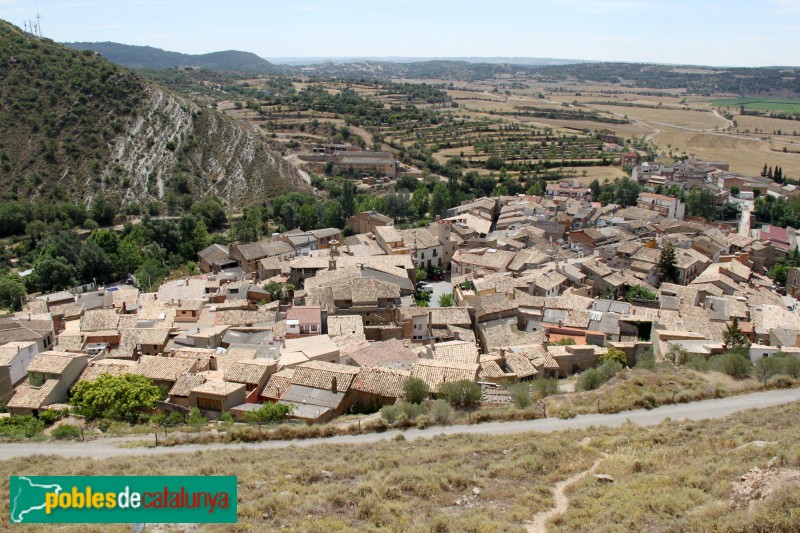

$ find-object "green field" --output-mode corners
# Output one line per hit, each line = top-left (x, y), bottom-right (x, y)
(710, 97), (800, 113)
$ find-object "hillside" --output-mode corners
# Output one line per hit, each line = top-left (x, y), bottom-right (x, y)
(0, 21), (307, 210)
(63, 41), (275, 71)
(535, 62), (800, 97)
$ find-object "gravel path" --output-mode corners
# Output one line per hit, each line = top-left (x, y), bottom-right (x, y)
(1, 388), (798, 460)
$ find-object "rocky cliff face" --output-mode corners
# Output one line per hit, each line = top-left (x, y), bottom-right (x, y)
(0, 20), (306, 210)
(103, 85), (307, 209)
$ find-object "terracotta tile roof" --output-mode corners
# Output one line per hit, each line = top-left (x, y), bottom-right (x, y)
(224, 360), (274, 385)
(400, 228), (441, 250)
(169, 373), (207, 398)
(133, 355), (196, 382)
(429, 307), (472, 327)
(215, 308), (274, 326)
(351, 367), (409, 398)
(125, 328), (171, 347)
(479, 359), (515, 380)
(522, 346), (560, 370)
(6, 380), (59, 409)
(56, 334), (85, 353)
(27, 351), (82, 375)
(286, 306), (321, 324)
(291, 361), (359, 391)
(327, 315), (364, 336)
(261, 368), (295, 400)
(504, 352), (538, 378)
(431, 340), (480, 364)
(77, 360), (137, 382)
(348, 339), (418, 368)
(410, 359), (479, 393)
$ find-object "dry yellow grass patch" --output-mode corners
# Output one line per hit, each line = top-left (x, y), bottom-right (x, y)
(594, 105), (726, 130)
(653, 130), (800, 176)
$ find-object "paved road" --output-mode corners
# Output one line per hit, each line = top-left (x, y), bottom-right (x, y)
(2, 389), (799, 461)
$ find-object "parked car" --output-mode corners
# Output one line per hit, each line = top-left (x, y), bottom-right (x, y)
(416, 282), (433, 293)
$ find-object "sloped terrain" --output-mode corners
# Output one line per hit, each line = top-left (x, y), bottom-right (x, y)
(64, 42), (275, 71)
(0, 20), (306, 210)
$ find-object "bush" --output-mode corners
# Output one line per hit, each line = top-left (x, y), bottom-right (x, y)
(597, 360), (623, 382)
(769, 374), (795, 388)
(52, 424), (81, 440)
(244, 402), (292, 425)
(70, 373), (163, 423)
(397, 401), (427, 420)
(709, 352), (752, 379)
(187, 407), (207, 428)
(403, 377), (430, 404)
(220, 413), (235, 425)
(686, 355), (709, 371)
(600, 347), (628, 367)
(430, 399), (453, 425)
(669, 345), (689, 366)
(439, 380), (482, 409)
(0, 416), (45, 439)
(381, 402), (428, 424)
(507, 382), (532, 408)
(165, 411), (184, 426)
(531, 377), (559, 399)
(635, 349), (656, 370)
(38, 408), (67, 426)
(576, 368), (602, 391)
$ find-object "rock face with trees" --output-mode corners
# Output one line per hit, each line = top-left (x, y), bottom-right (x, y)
(0, 21), (307, 216)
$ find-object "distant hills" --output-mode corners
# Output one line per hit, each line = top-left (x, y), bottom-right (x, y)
(64, 41), (275, 71)
(268, 56), (588, 66)
(58, 40), (800, 95)
(1, 22), (306, 208)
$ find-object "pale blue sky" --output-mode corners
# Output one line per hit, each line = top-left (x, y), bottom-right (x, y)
(2, 0), (799, 66)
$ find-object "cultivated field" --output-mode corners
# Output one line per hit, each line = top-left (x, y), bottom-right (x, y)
(711, 97), (800, 114)
(653, 130), (800, 177)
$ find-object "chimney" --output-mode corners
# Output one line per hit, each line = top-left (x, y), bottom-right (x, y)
(331, 376), (338, 393)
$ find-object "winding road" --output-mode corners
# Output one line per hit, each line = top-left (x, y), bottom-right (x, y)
(1, 388), (798, 460)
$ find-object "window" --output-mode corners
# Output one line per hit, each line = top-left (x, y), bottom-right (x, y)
(310, 324), (317, 331)
(196, 397), (222, 411)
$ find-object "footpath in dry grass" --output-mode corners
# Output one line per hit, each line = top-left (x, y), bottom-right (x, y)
(1, 401), (799, 532)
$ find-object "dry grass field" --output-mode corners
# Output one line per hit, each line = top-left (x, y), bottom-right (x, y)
(1, 399), (798, 531)
(653, 130), (800, 177)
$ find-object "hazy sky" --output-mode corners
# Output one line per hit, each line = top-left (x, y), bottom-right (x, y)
(2, 0), (799, 66)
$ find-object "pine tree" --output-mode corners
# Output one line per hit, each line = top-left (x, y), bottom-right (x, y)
(767, 166), (773, 180)
(761, 164), (768, 177)
(722, 317), (750, 352)
(776, 167), (783, 183)
(658, 242), (679, 284)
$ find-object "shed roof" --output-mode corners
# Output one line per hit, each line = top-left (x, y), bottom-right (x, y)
(410, 359), (479, 393)
(351, 367), (409, 398)
(291, 360), (359, 391)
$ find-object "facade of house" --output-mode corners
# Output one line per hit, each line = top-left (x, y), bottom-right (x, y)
(332, 151), (397, 178)
(6, 351), (88, 415)
(198, 244), (236, 273)
(373, 225), (411, 255)
(230, 240), (295, 273)
(189, 380), (247, 415)
(347, 211), (394, 235)
(636, 192), (685, 220)
(545, 181), (591, 201)
(400, 228), (444, 270)
(285, 306), (323, 337)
